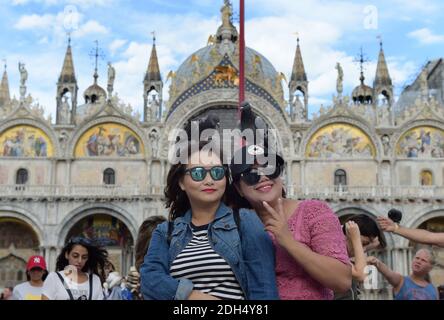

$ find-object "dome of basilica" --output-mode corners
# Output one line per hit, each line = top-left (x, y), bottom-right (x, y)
(167, 1), (285, 109)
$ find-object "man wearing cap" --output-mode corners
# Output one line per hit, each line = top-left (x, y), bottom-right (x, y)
(12, 255), (48, 300)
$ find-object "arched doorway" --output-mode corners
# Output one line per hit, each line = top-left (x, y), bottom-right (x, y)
(0, 217), (40, 288)
(410, 216), (444, 286)
(65, 214), (134, 275)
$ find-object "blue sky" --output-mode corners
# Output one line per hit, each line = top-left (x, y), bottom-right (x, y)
(1, 0), (444, 119)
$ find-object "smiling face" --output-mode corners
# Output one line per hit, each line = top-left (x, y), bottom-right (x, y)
(65, 244), (89, 273)
(178, 150), (226, 208)
(236, 165), (284, 209)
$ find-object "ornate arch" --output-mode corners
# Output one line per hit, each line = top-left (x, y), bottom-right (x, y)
(0, 205), (44, 244)
(302, 116), (382, 160)
(392, 119), (444, 159)
(0, 118), (60, 157)
(68, 116), (148, 158)
(56, 203), (139, 247)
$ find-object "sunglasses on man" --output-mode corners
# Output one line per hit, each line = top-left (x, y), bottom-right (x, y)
(184, 166), (227, 182)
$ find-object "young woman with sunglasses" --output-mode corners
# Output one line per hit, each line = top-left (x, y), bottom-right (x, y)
(140, 141), (278, 300)
(41, 237), (107, 300)
(230, 144), (351, 300)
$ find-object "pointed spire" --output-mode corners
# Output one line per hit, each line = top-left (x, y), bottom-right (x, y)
(145, 32), (161, 82)
(58, 37), (77, 84)
(373, 40), (392, 87)
(0, 60), (11, 106)
(291, 37), (307, 83)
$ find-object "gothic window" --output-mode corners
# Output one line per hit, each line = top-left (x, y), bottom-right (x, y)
(16, 169), (28, 185)
(103, 168), (116, 185)
(334, 169), (347, 191)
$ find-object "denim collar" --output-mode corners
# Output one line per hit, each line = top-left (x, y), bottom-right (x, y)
(175, 202), (232, 225)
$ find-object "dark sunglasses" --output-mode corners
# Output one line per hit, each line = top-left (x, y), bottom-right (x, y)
(238, 164), (283, 186)
(184, 166), (226, 182)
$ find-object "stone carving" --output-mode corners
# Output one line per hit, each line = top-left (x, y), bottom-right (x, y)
(149, 129), (160, 158)
(18, 62), (28, 100)
(107, 62), (116, 97)
(382, 135), (390, 156)
(336, 62), (343, 97)
(293, 130), (302, 154)
(60, 96), (71, 124)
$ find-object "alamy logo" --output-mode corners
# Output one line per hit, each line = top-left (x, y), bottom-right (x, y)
(363, 265), (378, 290)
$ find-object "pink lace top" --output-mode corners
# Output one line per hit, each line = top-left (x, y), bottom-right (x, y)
(273, 200), (350, 300)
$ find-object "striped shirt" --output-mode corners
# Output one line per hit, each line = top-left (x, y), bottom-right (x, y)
(170, 223), (245, 300)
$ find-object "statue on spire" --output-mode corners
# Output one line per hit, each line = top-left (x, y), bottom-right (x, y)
(221, 0), (232, 27)
(335, 62), (344, 97)
(18, 62), (28, 101)
(19, 62), (27, 86)
(107, 62), (116, 98)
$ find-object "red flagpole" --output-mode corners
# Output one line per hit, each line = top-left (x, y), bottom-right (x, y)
(239, 0), (245, 120)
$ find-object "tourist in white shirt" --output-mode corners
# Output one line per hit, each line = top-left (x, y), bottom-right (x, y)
(12, 255), (48, 300)
(42, 237), (107, 300)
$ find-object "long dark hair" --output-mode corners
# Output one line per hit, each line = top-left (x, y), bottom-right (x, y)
(165, 141), (230, 221)
(343, 214), (387, 249)
(135, 215), (167, 271)
(56, 237), (108, 282)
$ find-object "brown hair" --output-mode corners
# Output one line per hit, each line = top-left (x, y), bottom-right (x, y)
(135, 215), (167, 272)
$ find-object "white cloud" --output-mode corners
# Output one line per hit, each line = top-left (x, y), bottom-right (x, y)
(14, 14), (55, 29)
(14, 11), (109, 44)
(408, 28), (444, 45)
(73, 20), (109, 38)
(391, 0), (442, 14)
(109, 39), (127, 56)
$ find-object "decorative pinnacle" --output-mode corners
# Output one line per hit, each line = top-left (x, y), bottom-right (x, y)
(151, 31), (156, 45)
(377, 35), (383, 50)
(89, 40), (105, 84)
(353, 47), (370, 84)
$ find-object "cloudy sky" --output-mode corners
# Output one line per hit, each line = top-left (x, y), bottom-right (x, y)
(1, 0), (444, 118)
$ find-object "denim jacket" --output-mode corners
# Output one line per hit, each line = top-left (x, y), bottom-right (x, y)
(140, 202), (278, 300)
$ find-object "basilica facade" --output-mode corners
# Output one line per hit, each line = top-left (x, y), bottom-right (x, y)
(0, 2), (443, 299)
